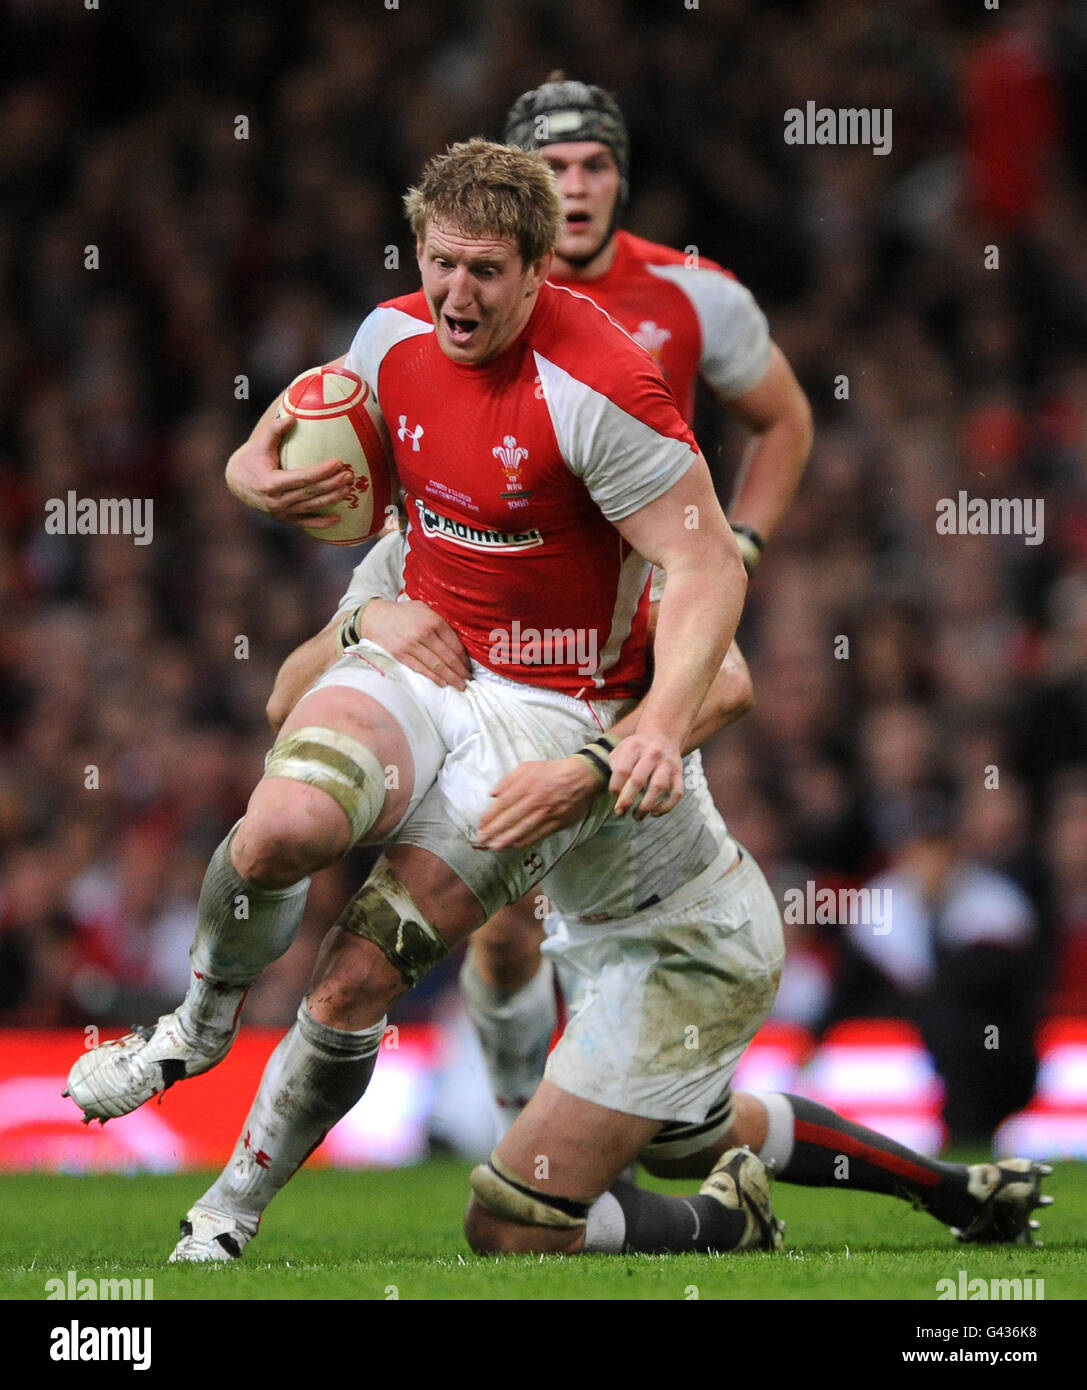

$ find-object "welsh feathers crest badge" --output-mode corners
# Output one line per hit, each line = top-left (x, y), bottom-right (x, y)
(493, 434), (531, 507)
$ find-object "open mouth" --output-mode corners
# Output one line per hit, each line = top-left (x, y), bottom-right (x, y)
(565, 212), (591, 227)
(444, 315), (480, 346)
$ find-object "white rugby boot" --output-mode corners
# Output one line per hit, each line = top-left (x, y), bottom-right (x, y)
(63, 1012), (235, 1122)
(952, 1159), (1054, 1246)
(700, 1146), (785, 1251)
(169, 1207), (254, 1263)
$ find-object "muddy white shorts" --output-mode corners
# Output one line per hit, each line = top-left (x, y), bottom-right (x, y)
(309, 640), (630, 916)
(541, 841), (784, 1127)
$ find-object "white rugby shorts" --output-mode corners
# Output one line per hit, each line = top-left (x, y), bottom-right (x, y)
(541, 840), (785, 1127)
(309, 639), (630, 916)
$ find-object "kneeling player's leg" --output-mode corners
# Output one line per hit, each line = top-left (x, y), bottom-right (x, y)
(727, 1092), (1052, 1242)
(464, 1079), (781, 1256)
(645, 1091), (1053, 1244)
(460, 896), (557, 1128)
(173, 844), (487, 1260)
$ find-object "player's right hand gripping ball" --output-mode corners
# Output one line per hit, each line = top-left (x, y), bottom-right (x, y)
(276, 365), (395, 545)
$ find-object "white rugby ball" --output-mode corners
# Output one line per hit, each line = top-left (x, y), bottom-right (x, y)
(276, 365), (394, 545)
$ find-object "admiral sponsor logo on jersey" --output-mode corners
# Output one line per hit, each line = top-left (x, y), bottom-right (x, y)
(413, 498), (543, 552)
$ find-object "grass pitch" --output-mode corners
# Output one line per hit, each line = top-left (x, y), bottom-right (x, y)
(1, 1158), (1084, 1303)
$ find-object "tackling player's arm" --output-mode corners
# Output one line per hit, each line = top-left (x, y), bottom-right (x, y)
(476, 638), (751, 849)
(265, 616), (342, 732)
(225, 355), (357, 527)
(264, 531), (471, 732)
(606, 451), (746, 816)
(719, 344), (813, 567)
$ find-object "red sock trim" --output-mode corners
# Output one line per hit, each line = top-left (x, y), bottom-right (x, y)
(794, 1119), (942, 1188)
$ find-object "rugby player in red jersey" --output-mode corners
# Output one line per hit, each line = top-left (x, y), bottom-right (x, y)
(66, 139), (796, 1258)
(260, 77), (814, 1131)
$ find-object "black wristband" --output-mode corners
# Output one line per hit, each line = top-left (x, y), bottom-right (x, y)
(574, 734), (619, 787)
(730, 524), (765, 575)
(731, 523), (765, 553)
(574, 747), (612, 784)
(338, 607), (364, 651)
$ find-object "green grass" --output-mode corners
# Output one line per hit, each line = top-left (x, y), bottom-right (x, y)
(1, 1159), (1084, 1301)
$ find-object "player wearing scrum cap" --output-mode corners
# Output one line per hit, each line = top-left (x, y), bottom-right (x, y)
(451, 74), (812, 1129)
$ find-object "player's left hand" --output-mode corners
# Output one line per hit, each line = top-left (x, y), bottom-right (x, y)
(608, 732), (684, 819)
(477, 757), (603, 850)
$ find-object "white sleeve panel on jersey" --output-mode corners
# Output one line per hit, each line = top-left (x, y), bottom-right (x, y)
(534, 352), (695, 522)
(343, 307), (433, 408)
(334, 530), (407, 617)
(646, 264), (772, 399)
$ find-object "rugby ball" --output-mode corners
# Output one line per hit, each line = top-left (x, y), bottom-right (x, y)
(276, 365), (394, 545)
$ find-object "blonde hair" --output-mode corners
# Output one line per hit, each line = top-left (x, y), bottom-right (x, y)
(404, 139), (562, 268)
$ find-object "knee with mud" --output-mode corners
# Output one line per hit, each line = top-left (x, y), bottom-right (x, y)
(309, 859), (450, 1029)
(238, 725), (390, 882)
(337, 859), (450, 985)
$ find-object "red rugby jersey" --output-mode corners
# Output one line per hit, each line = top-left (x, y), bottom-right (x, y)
(550, 230), (771, 424)
(344, 281), (698, 698)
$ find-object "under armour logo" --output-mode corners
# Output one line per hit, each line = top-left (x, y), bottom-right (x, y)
(398, 416), (424, 450)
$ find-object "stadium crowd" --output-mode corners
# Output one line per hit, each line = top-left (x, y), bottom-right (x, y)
(1, 0), (1085, 1136)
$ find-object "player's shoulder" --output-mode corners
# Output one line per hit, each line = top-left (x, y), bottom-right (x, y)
(531, 280), (657, 389)
(618, 229), (731, 280)
(346, 291), (433, 386)
(375, 288), (432, 322)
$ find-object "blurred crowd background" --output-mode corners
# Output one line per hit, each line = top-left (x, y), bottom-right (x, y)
(2, 0), (1085, 1142)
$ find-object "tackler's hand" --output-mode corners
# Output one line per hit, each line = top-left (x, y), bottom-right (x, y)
(477, 757), (604, 850)
(356, 599), (471, 691)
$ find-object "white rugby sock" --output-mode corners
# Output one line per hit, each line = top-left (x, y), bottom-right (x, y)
(460, 955), (558, 1133)
(177, 833), (309, 1050)
(198, 1002), (384, 1231)
(583, 1191), (626, 1252)
(751, 1091), (796, 1173)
